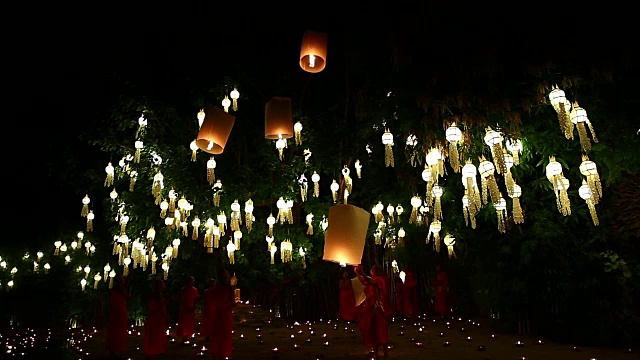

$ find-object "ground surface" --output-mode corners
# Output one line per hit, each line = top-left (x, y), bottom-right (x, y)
(75, 304), (633, 360)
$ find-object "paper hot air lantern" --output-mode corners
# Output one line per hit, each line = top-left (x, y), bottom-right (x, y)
(299, 30), (327, 73)
(323, 204), (370, 266)
(196, 107), (236, 155)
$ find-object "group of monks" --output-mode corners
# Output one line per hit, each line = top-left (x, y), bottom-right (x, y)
(105, 270), (235, 360)
(341, 264), (451, 360)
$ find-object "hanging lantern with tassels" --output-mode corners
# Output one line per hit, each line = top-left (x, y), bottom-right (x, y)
(443, 234), (457, 259)
(196, 107), (236, 155)
(579, 180), (599, 226)
(484, 127), (507, 175)
(494, 197), (508, 233)
(382, 129), (395, 167)
(579, 155), (602, 204)
(445, 123), (463, 172)
(81, 194), (90, 218)
(299, 29), (327, 73)
(569, 102), (599, 152)
(548, 85), (574, 139)
(509, 184), (525, 224)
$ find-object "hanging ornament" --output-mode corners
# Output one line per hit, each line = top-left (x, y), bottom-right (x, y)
(509, 184), (525, 224)
(425, 147), (444, 185)
(269, 243), (277, 264)
(312, 171), (321, 197)
(281, 239), (293, 263)
(299, 247), (306, 268)
(303, 149), (312, 164)
(161, 261), (169, 280)
(405, 134), (420, 167)
(579, 155), (602, 204)
(230, 200), (242, 231)
(462, 195), (476, 229)
(478, 156), (502, 205)
(206, 157), (216, 185)
(213, 180), (223, 207)
(134, 141), (143, 163)
(381, 128), (395, 167)
(503, 151), (515, 195)
(265, 235), (274, 253)
(298, 174), (308, 202)
(484, 127), (507, 175)
(461, 160), (481, 211)
(374, 202), (385, 223)
(546, 156), (571, 216)
(109, 188), (118, 202)
(276, 197), (287, 224)
(386, 204), (395, 224)
(81, 195), (90, 217)
(230, 88), (240, 111)
(168, 189), (177, 214)
(104, 162), (115, 187)
(150, 254), (157, 275)
(189, 140), (198, 161)
(409, 196), (422, 224)
(494, 198), (508, 233)
(170, 239), (180, 258)
(445, 123), (463, 172)
(217, 211), (227, 237)
(285, 199), (294, 224)
(123, 257), (131, 277)
(152, 171), (164, 205)
(191, 217), (200, 240)
(427, 220), (441, 251)
(244, 199), (254, 232)
(294, 121), (303, 145)
(276, 135), (287, 161)
(128, 170), (137, 192)
(320, 215), (329, 232)
(342, 166), (352, 193)
(159, 200), (168, 218)
(197, 108), (205, 128)
(569, 102), (599, 152)
(355, 159), (362, 178)
(306, 213), (314, 235)
(397, 228), (405, 247)
(330, 180), (339, 203)
(119, 214), (129, 235)
(421, 164), (434, 206)
(233, 230), (242, 251)
(222, 95), (231, 113)
(395, 204), (404, 223)
(343, 188), (349, 204)
(443, 234), (457, 259)
(136, 113), (147, 138)
(548, 85), (574, 139)
(505, 139), (523, 166)
(579, 180), (599, 226)
(432, 185), (444, 220)
(213, 224), (221, 249)
(267, 213), (276, 237)
(86, 210), (95, 232)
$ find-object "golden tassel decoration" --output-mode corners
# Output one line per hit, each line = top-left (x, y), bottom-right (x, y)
(342, 166), (353, 193)
(191, 217), (200, 240)
(213, 181), (222, 207)
(355, 160), (362, 178)
(570, 102), (598, 152)
(492, 143), (507, 175)
(495, 198), (507, 233)
(245, 199), (254, 232)
(207, 157), (216, 185)
(109, 272), (115, 288)
(270, 244), (277, 265)
(444, 234), (456, 259)
(432, 185), (443, 220)
(152, 171), (163, 205)
(487, 175), (501, 204)
(512, 198), (524, 224)
(382, 129), (394, 167)
(577, 122), (591, 152)
(134, 141), (143, 163)
(449, 142), (460, 172)
(190, 140), (198, 161)
(306, 213), (314, 235)
(234, 231), (242, 251)
(213, 227), (221, 249)
(151, 254), (157, 275)
(557, 177), (572, 216)
(312, 172), (320, 198)
(294, 121), (303, 145)
(86, 211), (94, 232)
(217, 212), (227, 237)
(409, 196), (421, 224)
(129, 171), (137, 192)
(230, 88), (240, 111)
(586, 198), (599, 226)
(104, 162), (114, 187)
(428, 220), (441, 252)
(579, 180), (599, 226)
(81, 195), (90, 217)
(481, 177), (489, 205)
(580, 155), (602, 204)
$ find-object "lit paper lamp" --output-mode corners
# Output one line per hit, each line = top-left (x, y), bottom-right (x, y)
(265, 97), (294, 140)
(351, 277), (366, 306)
(323, 204), (370, 266)
(299, 30), (328, 73)
(195, 107), (236, 155)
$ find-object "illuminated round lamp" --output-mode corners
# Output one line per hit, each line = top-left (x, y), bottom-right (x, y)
(443, 234), (455, 248)
(265, 97), (294, 140)
(548, 87), (566, 108)
(410, 196), (422, 208)
(432, 185), (443, 198)
(445, 124), (462, 143)
(421, 167), (431, 182)
(484, 128), (503, 146)
(196, 107), (236, 155)
(477, 160), (495, 178)
(375, 202), (384, 212)
(569, 103), (588, 124)
(509, 184), (522, 199)
(299, 30), (328, 73)
(545, 158), (563, 178)
(494, 198), (507, 211)
(231, 200), (241, 213)
(461, 162), (477, 180)
(395, 205), (404, 215)
(504, 153), (514, 169)
(425, 148), (442, 166)
(579, 158), (598, 176)
(429, 220), (441, 233)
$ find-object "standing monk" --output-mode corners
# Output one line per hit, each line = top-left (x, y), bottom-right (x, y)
(402, 266), (418, 318)
(338, 270), (357, 321)
(105, 274), (129, 358)
(200, 279), (217, 341)
(210, 270), (235, 360)
(143, 279), (167, 360)
(176, 276), (200, 344)
(355, 265), (388, 360)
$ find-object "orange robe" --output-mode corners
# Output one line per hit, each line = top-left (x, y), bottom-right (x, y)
(176, 285), (200, 338)
(200, 287), (217, 338)
(339, 279), (357, 321)
(435, 271), (450, 313)
(105, 288), (128, 351)
(143, 293), (167, 355)
(210, 285), (234, 359)
(358, 276), (388, 347)
(402, 271), (418, 317)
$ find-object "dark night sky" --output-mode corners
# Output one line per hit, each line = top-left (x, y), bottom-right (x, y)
(8, 7), (635, 247)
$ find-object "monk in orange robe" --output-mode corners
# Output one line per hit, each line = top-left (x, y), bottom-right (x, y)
(176, 276), (200, 344)
(105, 274), (129, 358)
(210, 270), (235, 360)
(200, 279), (217, 341)
(355, 265), (388, 360)
(339, 270), (357, 321)
(143, 279), (167, 360)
